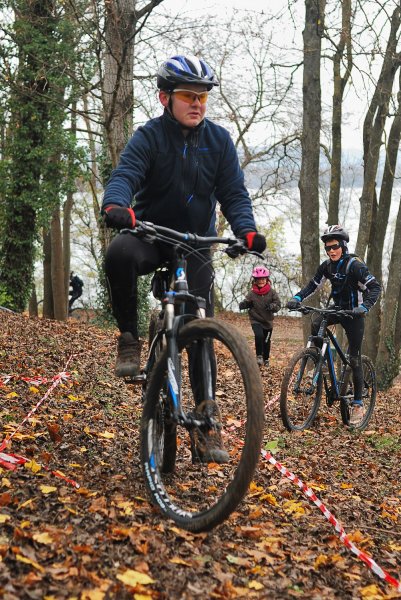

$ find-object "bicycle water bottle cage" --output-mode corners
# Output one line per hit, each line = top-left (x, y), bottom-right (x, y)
(151, 269), (170, 299)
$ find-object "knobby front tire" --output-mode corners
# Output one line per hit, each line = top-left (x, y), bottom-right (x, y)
(340, 355), (376, 430)
(140, 318), (264, 532)
(143, 311), (176, 471)
(280, 348), (322, 432)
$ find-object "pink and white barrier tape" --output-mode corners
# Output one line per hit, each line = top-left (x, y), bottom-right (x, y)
(262, 449), (401, 591)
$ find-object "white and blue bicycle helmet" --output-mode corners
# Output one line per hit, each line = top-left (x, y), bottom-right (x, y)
(321, 225), (349, 243)
(157, 55), (219, 92)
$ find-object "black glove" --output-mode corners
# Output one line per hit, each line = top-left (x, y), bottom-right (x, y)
(266, 303), (275, 311)
(353, 305), (368, 315)
(103, 205), (136, 230)
(286, 299), (301, 310)
(239, 300), (253, 310)
(243, 232), (266, 253)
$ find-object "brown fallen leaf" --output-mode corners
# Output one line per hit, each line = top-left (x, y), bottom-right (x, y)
(46, 422), (63, 444)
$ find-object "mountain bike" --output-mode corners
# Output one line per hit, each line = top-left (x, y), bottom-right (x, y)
(123, 221), (265, 532)
(280, 305), (376, 432)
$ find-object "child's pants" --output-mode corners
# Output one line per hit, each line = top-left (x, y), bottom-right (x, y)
(251, 323), (272, 360)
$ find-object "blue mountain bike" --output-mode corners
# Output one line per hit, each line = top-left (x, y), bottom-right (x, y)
(124, 221), (265, 532)
(280, 306), (376, 432)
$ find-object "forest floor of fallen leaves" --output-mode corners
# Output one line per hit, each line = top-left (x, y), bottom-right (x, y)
(0, 308), (400, 600)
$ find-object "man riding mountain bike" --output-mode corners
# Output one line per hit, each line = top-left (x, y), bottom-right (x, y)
(286, 225), (381, 426)
(101, 55), (266, 462)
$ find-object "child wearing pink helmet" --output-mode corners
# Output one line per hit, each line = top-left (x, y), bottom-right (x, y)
(239, 266), (281, 367)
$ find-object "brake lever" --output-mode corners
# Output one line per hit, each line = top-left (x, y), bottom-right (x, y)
(225, 242), (247, 259)
(121, 222), (157, 242)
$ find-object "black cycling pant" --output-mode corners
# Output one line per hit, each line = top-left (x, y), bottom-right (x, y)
(105, 231), (214, 337)
(105, 232), (215, 405)
(311, 313), (365, 402)
(251, 323), (272, 361)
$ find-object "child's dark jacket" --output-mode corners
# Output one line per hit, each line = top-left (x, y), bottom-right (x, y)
(243, 288), (281, 329)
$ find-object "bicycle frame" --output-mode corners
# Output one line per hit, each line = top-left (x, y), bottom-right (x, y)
(144, 247), (216, 430)
(135, 221), (266, 531)
(305, 314), (351, 403)
(123, 219), (262, 428)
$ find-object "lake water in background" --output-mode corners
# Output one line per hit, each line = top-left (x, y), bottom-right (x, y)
(67, 186), (399, 308)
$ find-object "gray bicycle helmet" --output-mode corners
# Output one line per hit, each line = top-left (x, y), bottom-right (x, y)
(157, 55), (219, 92)
(321, 225), (349, 243)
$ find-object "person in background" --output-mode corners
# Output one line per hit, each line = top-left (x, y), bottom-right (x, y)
(286, 225), (381, 426)
(239, 266), (281, 367)
(68, 272), (84, 312)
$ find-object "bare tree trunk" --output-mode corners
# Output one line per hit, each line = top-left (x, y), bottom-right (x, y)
(50, 205), (67, 321)
(63, 190), (73, 301)
(328, 0), (352, 225)
(355, 6), (401, 260)
(299, 0), (326, 341)
(395, 288), (401, 359)
(63, 104), (76, 304)
(375, 196), (401, 388)
(42, 228), (54, 319)
(102, 0), (164, 168)
(103, 0), (135, 168)
(364, 72), (401, 360)
(29, 285), (38, 317)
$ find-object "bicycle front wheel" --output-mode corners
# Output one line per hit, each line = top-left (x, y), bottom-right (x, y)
(280, 348), (322, 431)
(141, 318), (264, 532)
(340, 355), (376, 430)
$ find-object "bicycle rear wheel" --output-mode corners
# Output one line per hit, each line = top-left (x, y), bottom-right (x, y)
(280, 348), (322, 431)
(141, 318), (264, 532)
(340, 355), (376, 430)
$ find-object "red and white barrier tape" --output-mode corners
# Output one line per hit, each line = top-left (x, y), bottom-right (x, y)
(0, 451), (79, 488)
(0, 373), (67, 387)
(262, 449), (401, 591)
(0, 358), (73, 452)
(0, 357), (79, 488)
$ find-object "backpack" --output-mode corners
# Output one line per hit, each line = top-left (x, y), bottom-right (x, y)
(326, 254), (359, 305)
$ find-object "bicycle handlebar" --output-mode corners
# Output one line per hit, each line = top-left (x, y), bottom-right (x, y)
(120, 220), (264, 259)
(289, 305), (354, 318)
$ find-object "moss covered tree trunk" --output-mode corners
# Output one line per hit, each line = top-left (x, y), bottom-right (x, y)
(0, 0), (57, 312)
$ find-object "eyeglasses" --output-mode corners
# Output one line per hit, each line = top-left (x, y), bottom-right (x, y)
(172, 89), (209, 105)
(325, 242), (341, 252)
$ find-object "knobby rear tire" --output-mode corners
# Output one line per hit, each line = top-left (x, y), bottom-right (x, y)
(140, 318), (264, 532)
(280, 348), (322, 432)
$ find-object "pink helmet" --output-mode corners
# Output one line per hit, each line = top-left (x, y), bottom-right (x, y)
(252, 266), (270, 278)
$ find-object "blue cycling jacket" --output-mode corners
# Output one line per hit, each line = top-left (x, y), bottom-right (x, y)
(102, 109), (257, 237)
(295, 254), (381, 311)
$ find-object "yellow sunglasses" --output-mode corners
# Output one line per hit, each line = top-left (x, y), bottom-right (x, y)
(172, 89), (209, 105)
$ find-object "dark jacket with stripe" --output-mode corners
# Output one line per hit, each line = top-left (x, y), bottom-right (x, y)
(102, 110), (257, 237)
(242, 288), (281, 329)
(295, 254), (381, 311)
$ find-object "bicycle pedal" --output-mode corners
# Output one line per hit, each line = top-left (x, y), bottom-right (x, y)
(124, 374), (146, 385)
